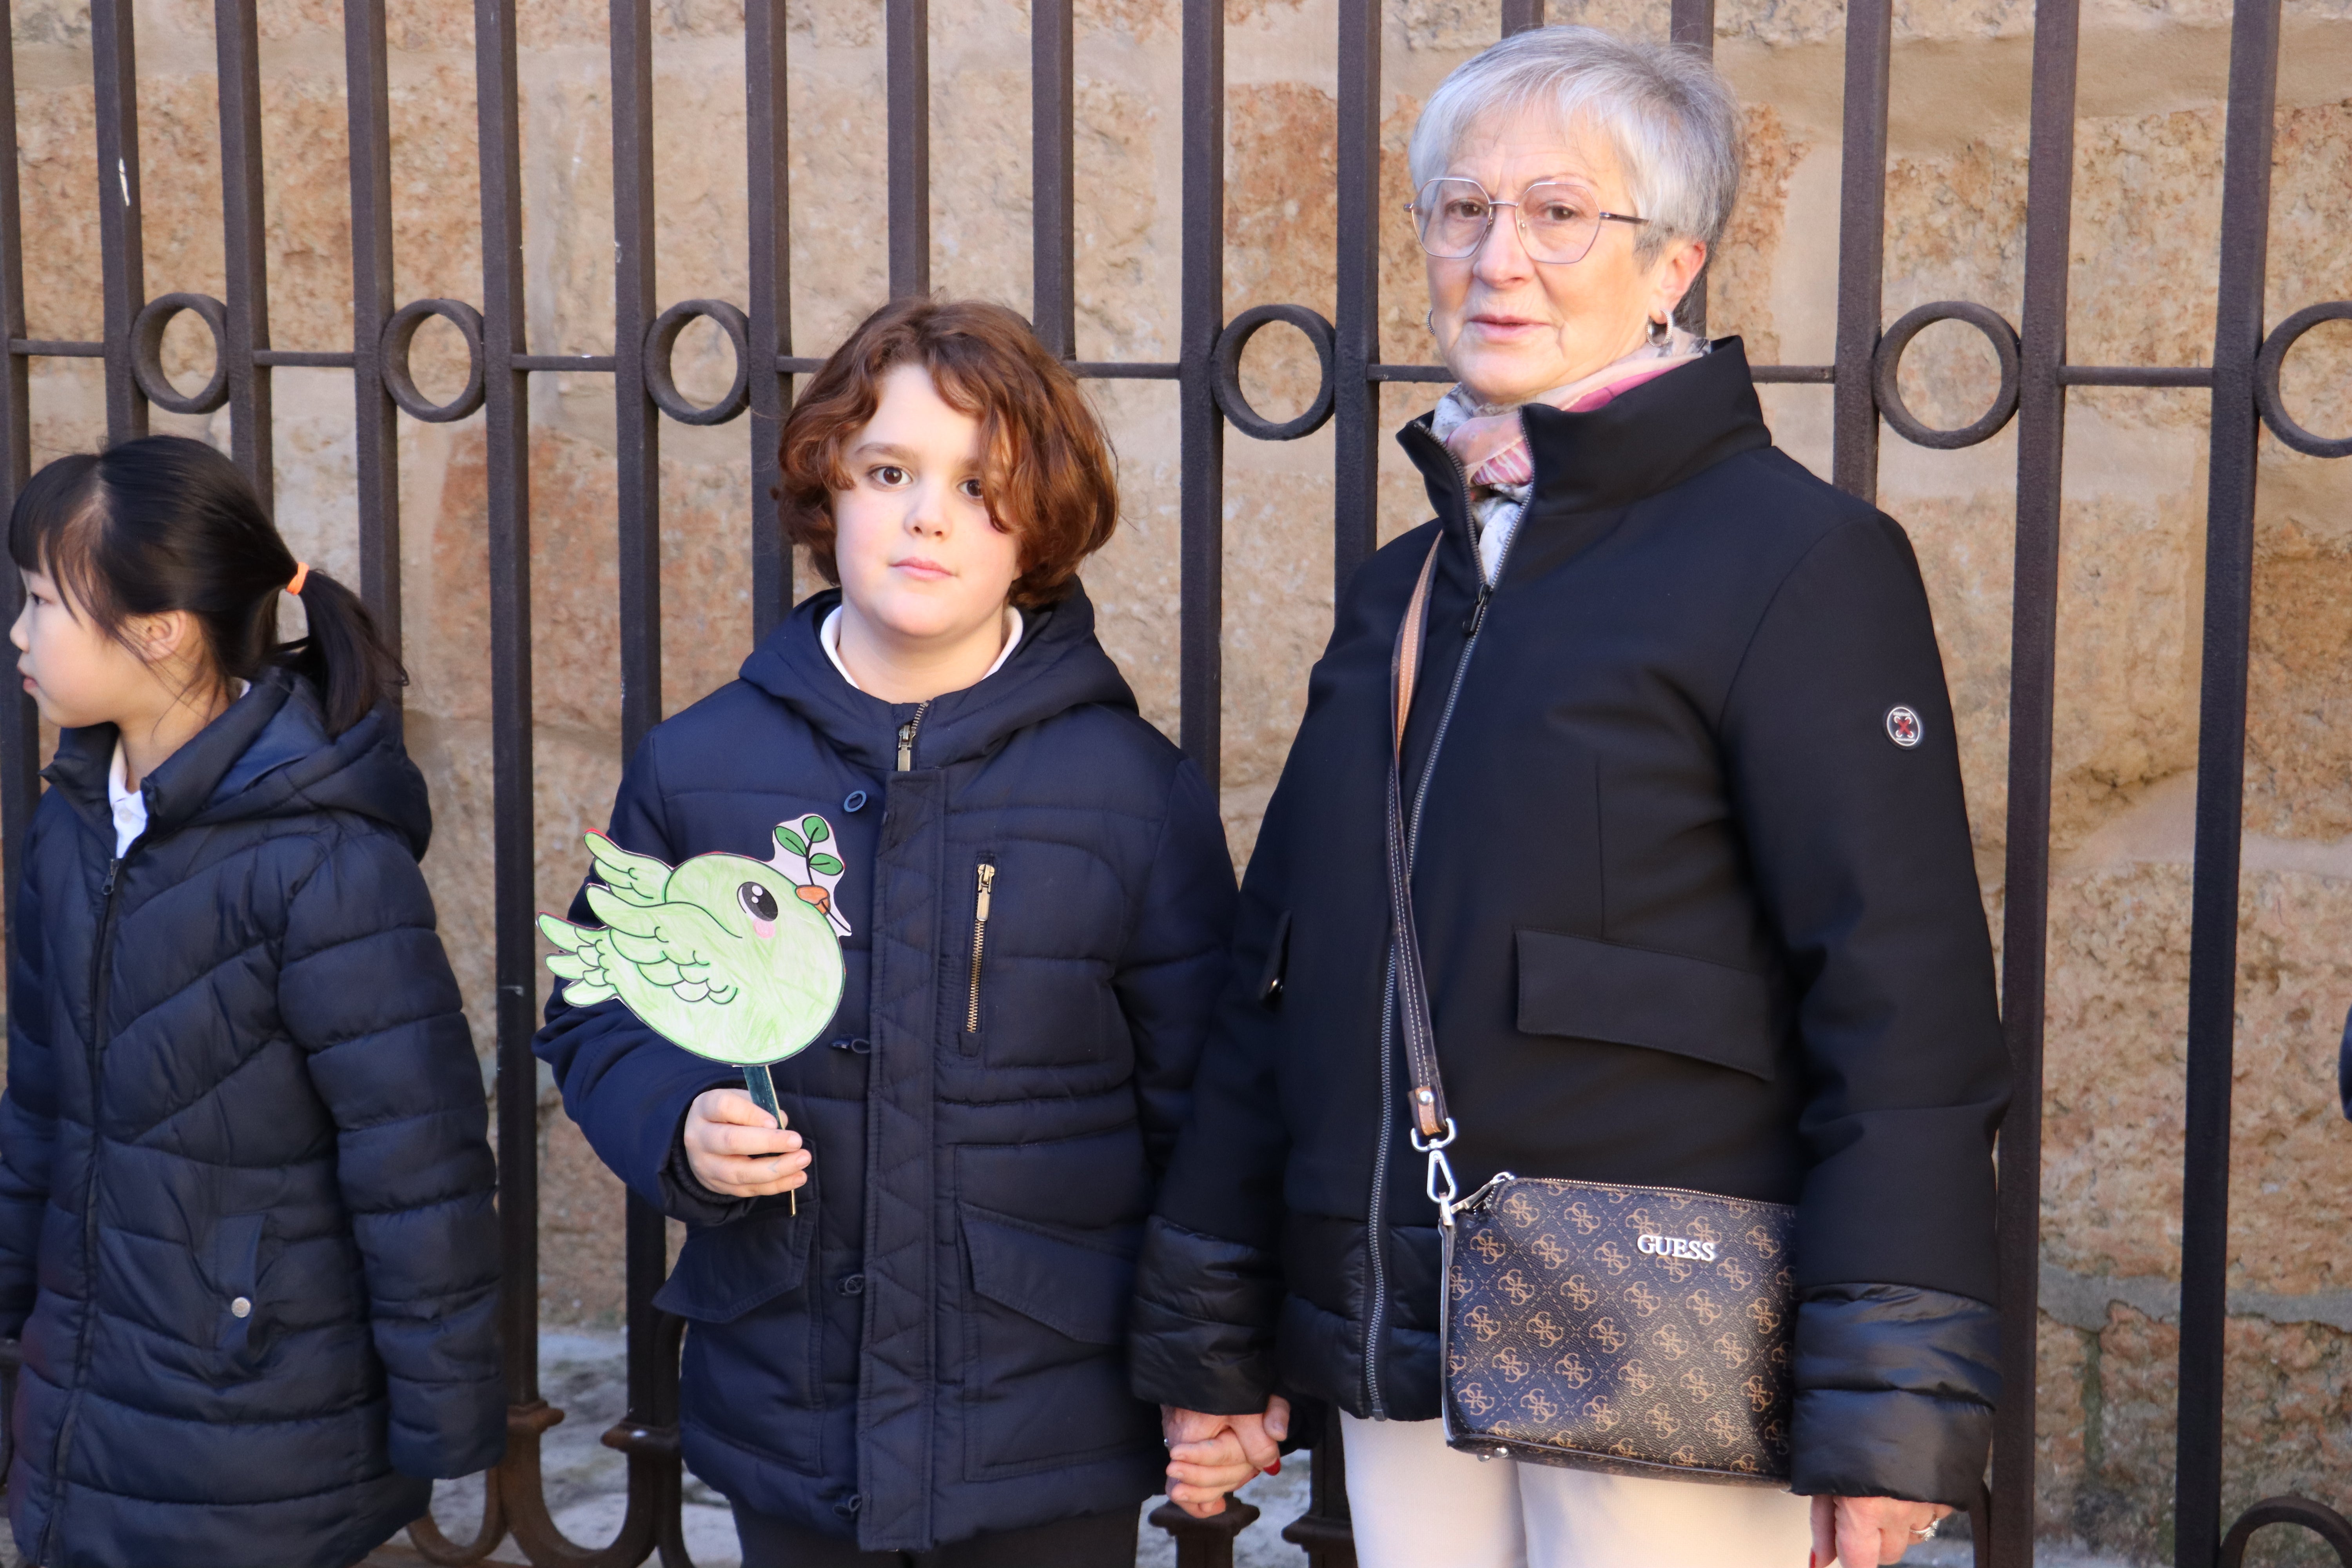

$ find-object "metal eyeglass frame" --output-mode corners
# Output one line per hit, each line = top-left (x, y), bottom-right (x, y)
(1405, 177), (1649, 265)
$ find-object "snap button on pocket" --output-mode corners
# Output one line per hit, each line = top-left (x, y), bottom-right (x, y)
(844, 790), (868, 813)
(229, 1296), (252, 1318)
(838, 1273), (866, 1296)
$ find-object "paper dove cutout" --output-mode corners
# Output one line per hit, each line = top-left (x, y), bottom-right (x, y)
(539, 818), (849, 1073)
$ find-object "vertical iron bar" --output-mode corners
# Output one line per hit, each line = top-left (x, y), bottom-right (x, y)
(475, 0), (539, 1416)
(0, 3), (36, 980)
(1031, 0), (1075, 359)
(2174, 0), (2283, 1559)
(90, 0), (147, 443)
(608, 0), (676, 1543)
(344, 0), (402, 645)
(1332, 0), (1379, 595)
(214, 0), (272, 505)
(1829, 0), (1892, 499)
(1178, 0), (1222, 783)
(747, 0), (792, 637)
(1500, 0), (1547, 33)
(1991, 0), (2082, 1560)
(612, 0), (659, 752)
(886, 0), (929, 297)
(1669, 0), (1715, 336)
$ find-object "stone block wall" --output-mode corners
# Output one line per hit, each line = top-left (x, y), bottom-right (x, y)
(5, 0), (2350, 1559)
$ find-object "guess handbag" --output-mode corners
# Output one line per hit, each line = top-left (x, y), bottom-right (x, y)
(1385, 539), (1798, 1485)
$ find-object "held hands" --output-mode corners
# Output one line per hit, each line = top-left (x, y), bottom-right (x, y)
(683, 1088), (811, 1199)
(1811, 1495), (1955, 1566)
(1160, 1396), (1290, 1519)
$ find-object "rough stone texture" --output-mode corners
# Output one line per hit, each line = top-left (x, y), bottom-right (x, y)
(4, 0), (2351, 1561)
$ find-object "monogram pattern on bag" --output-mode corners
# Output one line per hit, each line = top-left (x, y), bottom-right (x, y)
(1445, 1179), (1796, 1481)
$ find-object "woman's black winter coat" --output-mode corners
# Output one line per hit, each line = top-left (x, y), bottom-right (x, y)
(1129, 343), (2011, 1505)
(0, 670), (505, 1568)
(534, 586), (1234, 1553)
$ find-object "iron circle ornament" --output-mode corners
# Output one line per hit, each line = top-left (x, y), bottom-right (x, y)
(645, 298), (752, 426)
(2254, 301), (2352, 459)
(1871, 301), (2022, 450)
(2220, 1495), (2352, 1568)
(129, 292), (231, 415)
(379, 299), (488, 424)
(1212, 304), (1337, 441)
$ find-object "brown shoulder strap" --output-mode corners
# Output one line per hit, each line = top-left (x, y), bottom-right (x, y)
(1386, 539), (1450, 1142)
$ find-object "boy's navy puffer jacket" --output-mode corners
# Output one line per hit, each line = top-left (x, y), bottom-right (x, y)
(0, 669), (505, 1568)
(534, 585), (1234, 1553)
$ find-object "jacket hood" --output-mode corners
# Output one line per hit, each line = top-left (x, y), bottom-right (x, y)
(1396, 336), (1774, 566)
(42, 664), (433, 859)
(735, 579), (1139, 775)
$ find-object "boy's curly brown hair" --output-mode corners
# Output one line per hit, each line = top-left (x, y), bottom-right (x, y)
(777, 297), (1118, 609)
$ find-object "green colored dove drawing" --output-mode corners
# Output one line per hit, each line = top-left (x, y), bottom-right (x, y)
(539, 818), (850, 1177)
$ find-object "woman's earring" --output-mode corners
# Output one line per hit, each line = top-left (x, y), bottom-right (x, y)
(1646, 315), (1671, 347)
(1425, 309), (1436, 335)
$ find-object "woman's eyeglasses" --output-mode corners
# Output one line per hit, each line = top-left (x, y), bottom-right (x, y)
(1406, 178), (1647, 265)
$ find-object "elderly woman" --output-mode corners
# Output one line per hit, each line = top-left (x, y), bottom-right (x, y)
(1129, 26), (2007, 1568)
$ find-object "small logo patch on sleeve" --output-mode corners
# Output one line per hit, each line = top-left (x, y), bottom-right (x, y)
(1885, 706), (1923, 748)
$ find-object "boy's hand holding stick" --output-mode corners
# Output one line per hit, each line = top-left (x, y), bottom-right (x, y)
(684, 1087), (811, 1201)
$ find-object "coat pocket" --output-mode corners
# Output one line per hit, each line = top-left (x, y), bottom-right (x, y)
(654, 1196), (816, 1324)
(205, 1213), (268, 1356)
(958, 1204), (1157, 1478)
(1515, 928), (1779, 1080)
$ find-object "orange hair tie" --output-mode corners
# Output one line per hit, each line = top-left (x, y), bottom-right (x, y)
(285, 561), (310, 596)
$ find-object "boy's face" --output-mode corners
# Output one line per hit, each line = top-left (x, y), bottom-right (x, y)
(831, 363), (1024, 652)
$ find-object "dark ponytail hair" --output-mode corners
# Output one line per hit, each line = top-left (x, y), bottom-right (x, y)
(7, 435), (405, 735)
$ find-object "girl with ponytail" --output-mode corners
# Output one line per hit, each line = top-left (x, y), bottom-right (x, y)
(0, 435), (503, 1568)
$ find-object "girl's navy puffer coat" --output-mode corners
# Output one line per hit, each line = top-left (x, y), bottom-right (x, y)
(0, 669), (505, 1568)
(534, 585), (1234, 1554)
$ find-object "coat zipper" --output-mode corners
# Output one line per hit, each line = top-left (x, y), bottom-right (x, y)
(39, 853), (127, 1564)
(964, 858), (996, 1034)
(1365, 435), (1511, 1420)
(895, 700), (932, 772)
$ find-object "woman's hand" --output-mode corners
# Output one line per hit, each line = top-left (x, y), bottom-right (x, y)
(1160, 1396), (1290, 1518)
(682, 1088), (810, 1198)
(1811, 1495), (1954, 1565)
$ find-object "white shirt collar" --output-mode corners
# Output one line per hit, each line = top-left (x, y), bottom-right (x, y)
(818, 606), (1024, 695)
(105, 679), (253, 858)
(106, 742), (145, 859)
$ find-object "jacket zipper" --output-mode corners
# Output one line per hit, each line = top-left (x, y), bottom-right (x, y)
(1365, 434), (1512, 1421)
(895, 700), (932, 772)
(964, 858), (996, 1034)
(39, 853), (127, 1564)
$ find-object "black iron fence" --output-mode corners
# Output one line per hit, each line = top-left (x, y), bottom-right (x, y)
(0, 0), (2345, 1565)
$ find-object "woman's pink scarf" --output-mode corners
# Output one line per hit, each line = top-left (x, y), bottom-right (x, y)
(1428, 327), (1708, 582)
(1434, 327), (1708, 492)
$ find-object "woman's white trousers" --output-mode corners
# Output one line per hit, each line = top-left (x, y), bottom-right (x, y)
(1339, 1413), (1816, 1568)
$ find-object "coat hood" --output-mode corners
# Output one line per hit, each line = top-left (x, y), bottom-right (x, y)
(1396, 336), (1774, 570)
(735, 579), (1140, 775)
(41, 664), (433, 860)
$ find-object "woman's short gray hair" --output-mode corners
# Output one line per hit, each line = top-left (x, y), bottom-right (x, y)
(1407, 25), (1743, 265)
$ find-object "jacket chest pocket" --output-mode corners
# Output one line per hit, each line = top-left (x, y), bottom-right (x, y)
(951, 844), (1125, 1069)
